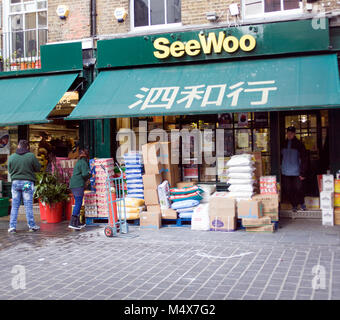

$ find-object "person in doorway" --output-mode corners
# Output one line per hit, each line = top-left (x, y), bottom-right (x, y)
(68, 149), (91, 230)
(281, 126), (308, 213)
(8, 140), (41, 233)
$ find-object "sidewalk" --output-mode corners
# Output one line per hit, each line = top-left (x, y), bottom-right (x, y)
(0, 216), (340, 300)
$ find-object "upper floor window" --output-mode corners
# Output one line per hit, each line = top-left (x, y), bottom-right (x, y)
(243, 0), (302, 19)
(2, 0), (47, 69)
(132, 0), (181, 29)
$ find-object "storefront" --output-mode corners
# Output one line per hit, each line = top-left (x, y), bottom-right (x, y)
(67, 19), (340, 208)
(0, 42), (86, 187)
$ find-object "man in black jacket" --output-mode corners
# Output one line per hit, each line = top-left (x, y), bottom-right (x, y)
(281, 126), (308, 212)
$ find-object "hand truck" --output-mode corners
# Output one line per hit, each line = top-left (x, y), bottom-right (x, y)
(100, 164), (128, 237)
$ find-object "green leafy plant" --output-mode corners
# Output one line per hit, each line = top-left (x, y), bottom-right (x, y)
(34, 172), (69, 205)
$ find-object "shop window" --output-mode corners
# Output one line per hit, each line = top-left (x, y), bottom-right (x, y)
(242, 0), (301, 19)
(2, 0), (47, 71)
(113, 112), (271, 184)
(132, 0), (181, 30)
(0, 126), (18, 181)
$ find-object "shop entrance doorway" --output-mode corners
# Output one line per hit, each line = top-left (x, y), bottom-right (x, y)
(279, 110), (329, 206)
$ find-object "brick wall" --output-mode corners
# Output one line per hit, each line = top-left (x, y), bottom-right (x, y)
(47, 0), (91, 43)
(97, 0), (130, 36)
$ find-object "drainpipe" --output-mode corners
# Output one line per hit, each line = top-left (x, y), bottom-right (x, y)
(90, 0), (97, 38)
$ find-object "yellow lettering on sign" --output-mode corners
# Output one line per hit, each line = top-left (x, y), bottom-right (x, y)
(198, 31), (225, 54)
(152, 32), (256, 59)
(153, 37), (171, 59)
(170, 41), (185, 58)
(223, 36), (239, 53)
(239, 35), (256, 52)
(185, 40), (201, 56)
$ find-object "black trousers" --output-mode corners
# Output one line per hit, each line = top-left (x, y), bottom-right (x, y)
(282, 175), (305, 208)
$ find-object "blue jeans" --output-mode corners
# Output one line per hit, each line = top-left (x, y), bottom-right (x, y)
(71, 188), (84, 217)
(9, 180), (36, 229)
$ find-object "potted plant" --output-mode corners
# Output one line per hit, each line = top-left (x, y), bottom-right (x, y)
(34, 172), (69, 223)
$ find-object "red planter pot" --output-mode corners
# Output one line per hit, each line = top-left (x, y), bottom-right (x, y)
(39, 201), (47, 221)
(45, 202), (63, 223)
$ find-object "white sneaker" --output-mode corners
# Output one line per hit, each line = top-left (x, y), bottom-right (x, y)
(8, 227), (16, 233)
(28, 225), (40, 232)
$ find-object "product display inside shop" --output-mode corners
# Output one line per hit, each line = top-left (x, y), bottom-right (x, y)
(83, 141), (280, 232)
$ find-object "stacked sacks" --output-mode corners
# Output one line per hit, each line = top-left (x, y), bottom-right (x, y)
(119, 197), (145, 220)
(226, 154), (256, 200)
(123, 152), (144, 199)
(92, 158), (115, 217)
(169, 185), (204, 218)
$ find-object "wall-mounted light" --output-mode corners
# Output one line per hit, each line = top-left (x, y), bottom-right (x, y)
(114, 8), (128, 23)
(56, 5), (69, 19)
(206, 12), (218, 22)
(229, 3), (239, 16)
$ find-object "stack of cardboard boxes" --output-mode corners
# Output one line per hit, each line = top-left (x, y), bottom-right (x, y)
(140, 142), (179, 229)
(238, 198), (275, 232)
(320, 174), (335, 226)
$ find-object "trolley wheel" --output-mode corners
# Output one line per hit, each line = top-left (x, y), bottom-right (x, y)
(104, 226), (114, 238)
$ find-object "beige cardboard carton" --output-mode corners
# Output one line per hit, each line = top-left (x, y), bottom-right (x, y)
(142, 174), (162, 190)
(140, 211), (162, 229)
(252, 194), (279, 221)
(209, 195), (236, 216)
(147, 205), (161, 212)
(242, 216), (271, 227)
(143, 189), (159, 205)
(209, 215), (236, 232)
(246, 223), (275, 233)
(161, 208), (178, 219)
(237, 200), (263, 219)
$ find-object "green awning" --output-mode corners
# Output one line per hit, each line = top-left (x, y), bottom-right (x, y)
(68, 54), (340, 120)
(0, 73), (78, 126)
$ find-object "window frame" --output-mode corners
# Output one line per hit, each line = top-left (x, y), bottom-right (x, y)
(242, 0), (303, 20)
(2, 0), (48, 62)
(130, 0), (182, 32)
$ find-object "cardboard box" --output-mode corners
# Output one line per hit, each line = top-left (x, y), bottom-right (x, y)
(142, 174), (162, 190)
(140, 211), (162, 229)
(322, 209), (334, 226)
(320, 191), (334, 210)
(246, 224), (275, 233)
(252, 194), (279, 214)
(242, 217), (271, 227)
(162, 164), (180, 187)
(322, 174), (334, 192)
(334, 210), (340, 225)
(176, 181), (196, 189)
(144, 162), (163, 175)
(142, 142), (160, 165)
(304, 197), (320, 210)
(147, 205), (161, 212)
(237, 200), (263, 219)
(143, 189), (159, 205)
(159, 142), (171, 166)
(161, 208), (178, 219)
(209, 196), (236, 216)
(210, 215), (236, 232)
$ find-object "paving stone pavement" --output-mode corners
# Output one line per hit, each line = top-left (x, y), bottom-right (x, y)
(1, 217), (340, 300)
